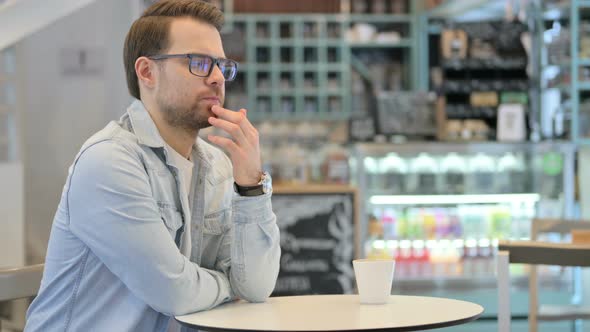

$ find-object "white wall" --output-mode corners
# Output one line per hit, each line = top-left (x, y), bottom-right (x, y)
(19, 0), (134, 263)
(0, 163), (24, 268)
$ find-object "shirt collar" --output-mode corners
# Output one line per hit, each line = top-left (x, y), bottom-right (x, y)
(127, 99), (167, 149)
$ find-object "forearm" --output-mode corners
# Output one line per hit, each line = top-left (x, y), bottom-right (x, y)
(229, 192), (281, 302)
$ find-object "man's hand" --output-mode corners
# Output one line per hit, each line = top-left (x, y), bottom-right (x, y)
(207, 105), (262, 186)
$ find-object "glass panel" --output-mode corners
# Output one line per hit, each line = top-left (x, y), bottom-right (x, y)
(361, 143), (571, 281)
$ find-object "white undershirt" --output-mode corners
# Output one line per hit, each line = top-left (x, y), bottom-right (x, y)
(164, 143), (194, 197)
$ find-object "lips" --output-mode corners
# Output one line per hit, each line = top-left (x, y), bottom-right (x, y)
(201, 96), (220, 104)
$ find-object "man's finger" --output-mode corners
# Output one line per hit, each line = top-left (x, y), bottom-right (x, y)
(208, 117), (248, 146)
(211, 105), (244, 123)
(238, 108), (258, 138)
(207, 134), (239, 154)
(211, 106), (254, 133)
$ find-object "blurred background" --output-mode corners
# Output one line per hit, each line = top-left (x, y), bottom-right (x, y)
(2, 0), (590, 331)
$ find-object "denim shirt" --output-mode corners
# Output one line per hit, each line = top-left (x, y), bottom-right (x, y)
(25, 100), (281, 332)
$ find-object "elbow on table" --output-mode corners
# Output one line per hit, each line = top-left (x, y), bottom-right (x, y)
(235, 271), (279, 303)
(240, 284), (274, 303)
(148, 290), (203, 316)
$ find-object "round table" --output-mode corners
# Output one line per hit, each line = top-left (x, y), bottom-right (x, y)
(175, 294), (484, 331)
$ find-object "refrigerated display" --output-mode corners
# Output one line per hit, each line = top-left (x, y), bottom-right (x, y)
(353, 141), (576, 330)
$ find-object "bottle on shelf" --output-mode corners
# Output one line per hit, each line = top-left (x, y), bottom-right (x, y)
(462, 238), (479, 276)
(423, 210), (437, 240)
(381, 208), (397, 240)
(434, 208), (450, 238)
(440, 239), (462, 277)
(407, 153), (440, 195)
(380, 152), (407, 195)
(489, 206), (511, 240)
(397, 239), (414, 278)
(364, 156), (383, 190)
(277, 143), (308, 184)
(396, 210), (409, 239)
(364, 214), (390, 260)
(476, 238), (493, 276)
(439, 152), (467, 195)
(447, 208), (463, 238)
(405, 208), (425, 240)
(426, 240), (442, 277)
(466, 153), (497, 194)
(496, 152), (527, 193)
(321, 143), (350, 184)
(412, 240), (430, 276)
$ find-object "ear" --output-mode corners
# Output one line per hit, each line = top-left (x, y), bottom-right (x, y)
(135, 56), (157, 91)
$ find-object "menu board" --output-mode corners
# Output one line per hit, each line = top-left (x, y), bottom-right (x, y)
(271, 186), (358, 296)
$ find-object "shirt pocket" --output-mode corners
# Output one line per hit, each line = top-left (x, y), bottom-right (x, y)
(203, 209), (230, 235)
(159, 205), (183, 240)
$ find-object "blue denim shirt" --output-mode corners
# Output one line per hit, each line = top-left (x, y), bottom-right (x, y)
(25, 100), (281, 332)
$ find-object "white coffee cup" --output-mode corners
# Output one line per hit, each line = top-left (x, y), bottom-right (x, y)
(353, 259), (395, 304)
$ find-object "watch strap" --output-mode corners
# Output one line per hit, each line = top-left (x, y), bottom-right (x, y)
(234, 182), (265, 196)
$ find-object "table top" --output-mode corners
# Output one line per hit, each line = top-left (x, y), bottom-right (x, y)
(498, 240), (590, 267)
(175, 294), (484, 332)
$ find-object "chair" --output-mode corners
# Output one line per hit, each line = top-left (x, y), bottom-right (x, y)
(497, 218), (590, 332)
(0, 264), (44, 330)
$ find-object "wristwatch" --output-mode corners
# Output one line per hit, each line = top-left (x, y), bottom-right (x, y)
(234, 172), (272, 197)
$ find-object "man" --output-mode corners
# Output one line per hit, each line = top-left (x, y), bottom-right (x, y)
(25, 1), (280, 331)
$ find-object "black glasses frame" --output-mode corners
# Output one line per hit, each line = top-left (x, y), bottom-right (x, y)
(148, 53), (239, 81)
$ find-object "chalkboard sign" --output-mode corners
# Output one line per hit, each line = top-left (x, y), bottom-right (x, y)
(271, 185), (358, 296)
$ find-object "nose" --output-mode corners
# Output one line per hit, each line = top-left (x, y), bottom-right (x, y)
(206, 63), (225, 86)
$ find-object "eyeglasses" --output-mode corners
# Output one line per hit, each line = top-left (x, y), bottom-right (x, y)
(148, 53), (239, 81)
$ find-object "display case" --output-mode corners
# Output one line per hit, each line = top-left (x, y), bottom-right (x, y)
(355, 143), (574, 278)
(353, 141), (576, 328)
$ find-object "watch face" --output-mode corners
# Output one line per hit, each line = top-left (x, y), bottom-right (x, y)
(261, 172), (273, 194)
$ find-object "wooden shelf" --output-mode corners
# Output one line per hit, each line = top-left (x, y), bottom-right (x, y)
(498, 240), (590, 267)
(274, 183), (356, 194)
(348, 14), (412, 23)
(349, 40), (412, 48)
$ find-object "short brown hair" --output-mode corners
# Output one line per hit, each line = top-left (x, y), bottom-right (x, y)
(123, 0), (224, 100)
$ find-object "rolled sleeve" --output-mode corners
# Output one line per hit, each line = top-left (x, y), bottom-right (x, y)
(228, 192), (281, 302)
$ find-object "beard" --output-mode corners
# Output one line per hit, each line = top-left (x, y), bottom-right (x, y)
(156, 93), (223, 132)
(155, 67), (224, 132)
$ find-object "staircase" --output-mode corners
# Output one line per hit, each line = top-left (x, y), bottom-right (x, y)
(0, 0), (97, 50)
